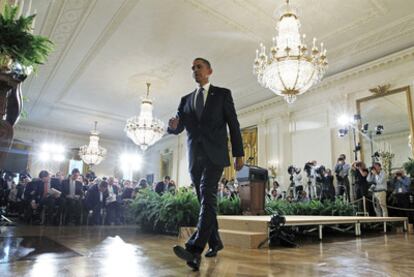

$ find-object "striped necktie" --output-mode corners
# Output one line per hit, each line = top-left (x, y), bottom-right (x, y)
(195, 87), (204, 119)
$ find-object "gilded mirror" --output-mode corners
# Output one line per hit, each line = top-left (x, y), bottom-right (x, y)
(356, 85), (414, 168)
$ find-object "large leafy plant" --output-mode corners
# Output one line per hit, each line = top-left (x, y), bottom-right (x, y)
(403, 158), (414, 178)
(0, 3), (53, 70)
(127, 189), (355, 235)
(265, 199), (355, 216)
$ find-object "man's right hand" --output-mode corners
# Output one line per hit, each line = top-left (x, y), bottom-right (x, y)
(168, 116), (179, 130)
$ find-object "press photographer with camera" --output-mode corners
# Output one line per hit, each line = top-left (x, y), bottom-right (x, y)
(334, 154), (351, 201)
(320, 169), (335, 202)
(287, 166), (303, 200)
(351, 161), (369, 199)
(304, 161), (318, 199)
(391, 170), (411, 217)
(366, 162), (388, 217)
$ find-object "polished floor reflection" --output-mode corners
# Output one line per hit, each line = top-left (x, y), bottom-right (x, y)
(0, 225), (413, 276)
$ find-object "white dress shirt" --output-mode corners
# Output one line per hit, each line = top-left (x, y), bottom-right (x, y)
(69, 179), (76, 196)
(193, 82), (210, 109)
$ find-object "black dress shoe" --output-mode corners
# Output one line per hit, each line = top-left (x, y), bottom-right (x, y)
(204, 243), (224, 258)
(173, 245), (201, 271)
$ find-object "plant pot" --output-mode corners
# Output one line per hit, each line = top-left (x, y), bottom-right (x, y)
(0, 55), (12, 72)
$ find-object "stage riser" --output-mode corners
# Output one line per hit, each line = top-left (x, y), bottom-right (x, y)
(179, 227), (267, 249)
(217, 218), (268, 233)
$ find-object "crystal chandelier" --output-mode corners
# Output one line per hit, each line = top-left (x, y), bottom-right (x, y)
(79, 121), (107, 166)
(253, 0), (328, 104)
(125, 83), (165, 151)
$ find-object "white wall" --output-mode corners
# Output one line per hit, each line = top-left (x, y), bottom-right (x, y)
(13, 124), (138, 178)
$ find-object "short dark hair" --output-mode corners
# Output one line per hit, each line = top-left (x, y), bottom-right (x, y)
(39, 170), (49, 179)
(164, 176), (171, 180)
(194, 57), (211, 68)
(71, 168), (80, 175)
(374, 162), (382, 168)
(99, 181), (108, 188)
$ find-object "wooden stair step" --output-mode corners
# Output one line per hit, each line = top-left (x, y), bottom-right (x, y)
(179, 227), (267, 249)
(217, 216), (268, 233)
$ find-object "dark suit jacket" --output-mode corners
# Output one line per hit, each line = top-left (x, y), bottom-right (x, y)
(155, 181), (167, 194)
(167, 85), (244, 168)
(85, 184), (108, 210)
(121, 187), (134, 199)
(25, 180), (62, 203)
(61, 178), (84, 198)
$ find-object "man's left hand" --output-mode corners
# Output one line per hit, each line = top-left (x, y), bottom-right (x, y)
(234, 157), (244, 171)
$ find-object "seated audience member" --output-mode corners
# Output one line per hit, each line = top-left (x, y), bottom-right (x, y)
(269, 189), (282, 201)
(299, 190), (310, 202)
(62, 168), (84, 225)
(223, 185), (231, 198)
(106, 177), (121, 225)
(85, 180), (108, 225)
(138, 178), (147, 190)
(15, 174), (30, 217)
(168, 180), (177, 194)
(217, 182), (225, 198)
(121, 180), (134, 200)
(7, 182), (18, 214)
(25, 170), (62, 224)
(155, 176), (171, 195)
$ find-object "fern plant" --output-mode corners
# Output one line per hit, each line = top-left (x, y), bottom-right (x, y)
(0, 3), (54, 71)
(403, 158), (414, 178)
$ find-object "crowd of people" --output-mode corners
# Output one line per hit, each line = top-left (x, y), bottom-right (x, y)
(1, 153), (413, 226)
(0, 169), (177, 226)
(262, 154), (414, 218)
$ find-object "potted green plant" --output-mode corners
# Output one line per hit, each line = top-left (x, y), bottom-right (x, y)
(403, 158), (414, 178)
(0, 2), (53, 76)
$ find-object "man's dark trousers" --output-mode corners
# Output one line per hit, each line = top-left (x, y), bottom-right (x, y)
(186, 144), (223, 252)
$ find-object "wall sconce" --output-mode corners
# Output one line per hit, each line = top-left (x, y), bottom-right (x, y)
(268, 160), (279, 178)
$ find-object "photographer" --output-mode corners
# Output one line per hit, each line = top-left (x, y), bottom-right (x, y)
(391, 171), (411, 217)
(304, 161), (317, 199)
(334, 154), (351, 201)
(320, 169), (335, 202)
(288, 166), (303, 200)
(367, 162), (388, 217)
(352, 161), (369, 199)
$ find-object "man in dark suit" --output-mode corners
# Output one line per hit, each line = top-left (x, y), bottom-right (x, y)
(168, 58), (244, 271)
(25, 170), (62, 224)
(61, 168), (84, 224)
(85, 180), (108, 225)
(154, 176), (171, 195)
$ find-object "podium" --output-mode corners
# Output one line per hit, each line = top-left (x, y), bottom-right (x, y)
(236, 165), (268, 215)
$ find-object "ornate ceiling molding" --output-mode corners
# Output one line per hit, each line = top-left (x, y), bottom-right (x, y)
(182, 0), (262, 41)
(56, 0), (141, 103)
(329, 13), (414, 61)
(28, 0), (98, 114)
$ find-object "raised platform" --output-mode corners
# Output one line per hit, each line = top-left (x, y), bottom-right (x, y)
(179, 215), (409, 249)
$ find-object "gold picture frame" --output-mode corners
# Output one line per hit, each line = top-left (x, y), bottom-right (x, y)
(356, 85), (414, 162)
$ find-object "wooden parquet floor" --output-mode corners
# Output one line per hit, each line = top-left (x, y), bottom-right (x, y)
(0, 225), (413, 277)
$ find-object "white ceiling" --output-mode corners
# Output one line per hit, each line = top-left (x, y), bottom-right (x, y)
(21, 0), (414, 141)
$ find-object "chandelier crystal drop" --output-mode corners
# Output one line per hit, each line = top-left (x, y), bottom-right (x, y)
(79, 121), (107, 166)
(253, 0), (328, 104)
(124, 83), (165, 151)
